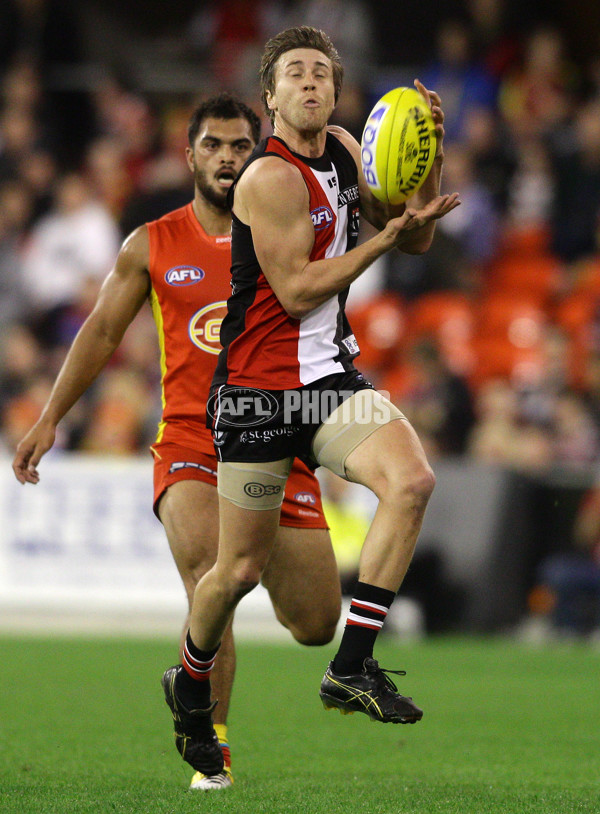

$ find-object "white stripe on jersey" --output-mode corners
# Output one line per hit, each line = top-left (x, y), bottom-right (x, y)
(297, 164), (350, 385)
(316, 165), (351, 261)
(298, 298), (344, 383)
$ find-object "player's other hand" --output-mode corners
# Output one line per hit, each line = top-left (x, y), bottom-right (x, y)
(12, 422), (56, 484)
(383, 193), (460, 248)
(414, 79), (445, 157)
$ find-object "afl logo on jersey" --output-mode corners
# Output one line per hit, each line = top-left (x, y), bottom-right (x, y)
(294, 492), (317, 505)
(165, 265), (205, 286)
(311, 205), (334, 231)
(189, 301), (228, 354)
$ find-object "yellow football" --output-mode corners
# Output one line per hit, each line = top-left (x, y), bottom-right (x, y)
(360, 87), (437, 205)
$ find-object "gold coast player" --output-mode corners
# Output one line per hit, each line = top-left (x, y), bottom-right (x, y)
(161, 27), (460, 772)
(12, 95), (341, 790)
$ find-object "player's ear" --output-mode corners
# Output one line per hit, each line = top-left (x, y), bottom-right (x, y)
(265, 90), (276, 113)
(185, 146), (194, 172)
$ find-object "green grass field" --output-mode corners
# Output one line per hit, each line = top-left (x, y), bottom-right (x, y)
(0, 634), (598, 814)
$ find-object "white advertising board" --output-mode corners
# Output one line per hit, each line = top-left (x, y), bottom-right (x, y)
(0, 454), (282, 635)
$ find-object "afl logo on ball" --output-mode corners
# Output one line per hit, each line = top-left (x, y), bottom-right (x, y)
(165, 265), (205, 286)
(311, 205), (334, 231)
(189, 301), (228, 354)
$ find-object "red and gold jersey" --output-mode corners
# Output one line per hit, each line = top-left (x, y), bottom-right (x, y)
(147, 201), (328, 530)
(147, 203), (231, 450)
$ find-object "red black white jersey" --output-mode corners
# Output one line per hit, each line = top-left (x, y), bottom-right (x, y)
(213, 132), (361, 390)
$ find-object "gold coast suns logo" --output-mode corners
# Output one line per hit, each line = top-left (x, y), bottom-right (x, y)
(188, 301), (228, 355)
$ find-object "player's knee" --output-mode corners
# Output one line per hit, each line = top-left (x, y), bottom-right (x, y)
(292, 618), (338, 646)
(408, 463), (436, 504)
(181, 556), (217, 609)
(288, 605), (340, 646)
(379, 461), (436, 511)
(227, 559), (262, 599)
(190, 557), (216, 587)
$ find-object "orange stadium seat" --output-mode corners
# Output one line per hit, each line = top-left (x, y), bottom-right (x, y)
(485, 225), (562, 303)
(470, 335), (545, 387)
(377, 360), (416, 404)
(476, 294), (547, 342)
(347, 293), (408, 373)
(486, 253), (561, 303)
(553, 292), (600, 385)
(406, 292), (476, 376)
(569, 256), (600, 297)
(554, 292), (599, 336)
(471, 294), (548, 387)
(499, 225), (552, 256)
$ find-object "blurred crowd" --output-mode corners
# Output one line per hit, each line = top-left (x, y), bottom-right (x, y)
(2, 0), (600, 637)
(2, 0), (600, 482)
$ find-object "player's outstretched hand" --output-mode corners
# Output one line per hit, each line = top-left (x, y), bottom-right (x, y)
(383, 193), (460, 249)
(12, 422), (56, 484)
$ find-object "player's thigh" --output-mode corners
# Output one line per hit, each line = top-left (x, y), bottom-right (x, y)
(158, 479), (220, 590)
(262, 526), (341, 626)
(344, 417), (434, 497)
(215, 458), (291, 575)
(215, 495), (282, 579)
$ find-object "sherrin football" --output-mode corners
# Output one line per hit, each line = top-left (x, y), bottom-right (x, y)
(360, 87), (437, 205)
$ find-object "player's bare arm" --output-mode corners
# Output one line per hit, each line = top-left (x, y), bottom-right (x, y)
(236, 153), (457, 318)
(12, 226), (151, 484)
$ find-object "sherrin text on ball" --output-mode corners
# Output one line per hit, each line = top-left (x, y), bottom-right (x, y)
(361, 87), (437, 205)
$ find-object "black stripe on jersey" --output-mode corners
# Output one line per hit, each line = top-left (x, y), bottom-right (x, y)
(332, 288), (360, 370)
(325, 135), (361, 246)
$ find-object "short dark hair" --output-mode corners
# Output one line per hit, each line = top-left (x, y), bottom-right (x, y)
(187, 93), (262, 147)
(259, 26), (344, 124)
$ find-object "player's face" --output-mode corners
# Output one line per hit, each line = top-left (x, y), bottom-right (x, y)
(187, 117), (256, 210)
(267, 48), (336, 134)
